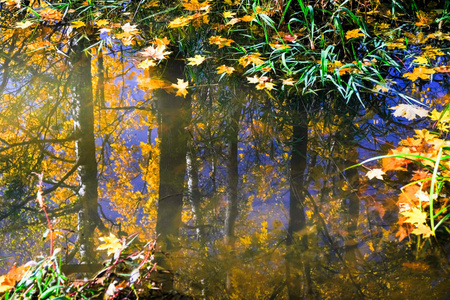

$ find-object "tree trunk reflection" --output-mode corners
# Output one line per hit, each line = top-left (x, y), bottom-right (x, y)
(286, 103), (311, 299)
(155, 59), (190, 252)
(70, 41), (105, 263)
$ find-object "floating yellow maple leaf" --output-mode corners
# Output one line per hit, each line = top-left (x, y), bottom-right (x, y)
(97, 233), (122, 256)
(168, 16), (192, 28)
(429, 109), (450, 127)
(183, 0), (210, 11)
(96, 19), (109, 27)
(423, 45), (444, 59)
(366, 168), (385, 180)
(412, 221), (433, 237)
(238, 53), (265, 67)
(282, 78), (295, 86)
(209, 36), (234, 48)
(217, 65), (235, 75)
(403, 66), (435, 81)
(256, 81), (275, 90)
(402, 207), (427, 225)
(415, 10), (434, 27)
(139, 45), (171, 60)
(412, 56), (428, 65)
(345, 28), (364, 40)
(390, 104), (428, 120)
(414, 128), (437, 142)
(71, 20), (86, 29)
(137, 59), (157, 69)
(187, 55), (206, 66)
(121, 23), (139, 35)
(15, 20), (35, 29)
(386, 39), (406, 50)
(247, 75), (260, 83)
(223, 11), (236, 18)
(241, 15), (255, 22)
(172, 78), (189, 97)
(154, 37), (171, 47)
(39, 7), (63, 23)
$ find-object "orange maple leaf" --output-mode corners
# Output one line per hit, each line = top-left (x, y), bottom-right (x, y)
(0, 264), (31, 293)
(382, 147), (412, 171)
(403, 67), (435, 81)
(217, 65), (235, 75)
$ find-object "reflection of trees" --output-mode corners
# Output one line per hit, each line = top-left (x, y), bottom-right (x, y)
(285, 98), (311, 299)
(69, 38), (106, 263)
(155, 58), (190, 252)
(0, 26), (156, 266)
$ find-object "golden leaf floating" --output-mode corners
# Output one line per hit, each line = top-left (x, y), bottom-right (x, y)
(97, 233), (123, 256)
(345, 29), (364, 40)
(403, 67), (435, 81)
(217, 65), (235, 75)
(187, 55), (206, 66)
(390, 104), (429, 120)
(172, 78), (189, 97)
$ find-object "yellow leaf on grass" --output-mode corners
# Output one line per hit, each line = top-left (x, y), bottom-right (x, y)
(97, 233), (122, 256)
(172, 78), (189, 97)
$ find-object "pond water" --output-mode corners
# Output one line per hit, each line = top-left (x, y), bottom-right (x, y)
(0, 31), (449, 299)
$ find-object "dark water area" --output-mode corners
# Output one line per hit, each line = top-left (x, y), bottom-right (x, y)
(0, 32), (449, 299)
